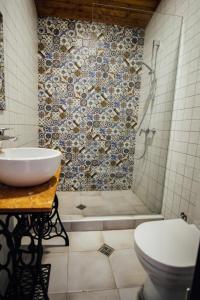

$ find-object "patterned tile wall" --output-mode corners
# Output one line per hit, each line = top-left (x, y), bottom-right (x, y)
(38, 17), (144, 191)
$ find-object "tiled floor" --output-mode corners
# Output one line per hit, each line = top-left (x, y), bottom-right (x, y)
(57, 190), (151, 218)
(43, 229), (146, 300)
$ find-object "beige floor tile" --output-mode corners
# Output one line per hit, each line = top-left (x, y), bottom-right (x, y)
(106, 199), (137, 215)
(103, 230), (134, 250)
(43, 251), (68, 293)
(80, 191), (102, 197)
(103, 191), (141, 205)
(69, 231), (104, 252)
(101, 193), (129, 203)
(67, 289), (120, 300)
(109, 249), (146, 288)
(57, 191), (81, 201)
(81, 198), (111, 216)
(80, 196), (105, 206)
(68, 251), (116, 292)
(131, 194), (147, 206)
(119, 287), (141, 300)
(57, 192), (84, 214)
(134, 204), (151, 214)
(82, 208), (111, 216)
(57, 190), (151, 217)
(102, 191), (129, 198)
(43, 245), (69, 254)
(42, 237), (67, 247)
(58, 202), (84, 216)
(49, 294), (67, 300)
(80, 196), (104, 204)
(60, 210), (83, 218)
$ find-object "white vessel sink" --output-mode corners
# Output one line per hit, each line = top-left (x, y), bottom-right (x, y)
(0, 148), (62, 187)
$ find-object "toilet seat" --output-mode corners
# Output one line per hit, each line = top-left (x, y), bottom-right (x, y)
(134, 219), (200, 273)
(135, 243), (194, 287)
(134, 219), (200, 300)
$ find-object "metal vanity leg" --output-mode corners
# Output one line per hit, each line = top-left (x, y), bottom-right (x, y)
(0, 214), (51, 300)
(17, 213), (51, 300)
(52, 194), (69, 246)
(0, 216), (16, 300)
(33, 213), (50, 300)
(32, 194), (69, 246)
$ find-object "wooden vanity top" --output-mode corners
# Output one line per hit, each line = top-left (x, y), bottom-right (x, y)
(0, 167), (61, 213)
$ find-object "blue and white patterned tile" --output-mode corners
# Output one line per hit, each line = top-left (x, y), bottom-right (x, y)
(38, 17), (144, 191)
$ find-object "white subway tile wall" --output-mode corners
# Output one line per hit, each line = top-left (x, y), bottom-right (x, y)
(159, 0), (200, 226)
(0, 0), (199, 228)
(0, 0), (38, 147)
(132, 10), (182, 213)
(0, 0), (38, 295)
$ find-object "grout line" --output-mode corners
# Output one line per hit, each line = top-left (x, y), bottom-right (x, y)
(66, 244), (70, 294)
(53, 286), (142, 299)
(108, 251), (118, 290)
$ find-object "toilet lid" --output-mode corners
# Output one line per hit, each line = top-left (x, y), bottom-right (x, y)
(134, 219), (200, 269)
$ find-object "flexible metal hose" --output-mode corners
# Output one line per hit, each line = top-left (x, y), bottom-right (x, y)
(134, 41), (159, 160)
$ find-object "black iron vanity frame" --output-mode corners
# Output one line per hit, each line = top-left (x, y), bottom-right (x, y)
(0, 194), (69, 300)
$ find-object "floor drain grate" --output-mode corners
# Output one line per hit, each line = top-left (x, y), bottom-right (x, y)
(98, 244), (115, 257)
(76, 204), (86, 210)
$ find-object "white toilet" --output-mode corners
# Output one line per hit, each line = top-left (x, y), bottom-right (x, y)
(134, 219), (200, 300)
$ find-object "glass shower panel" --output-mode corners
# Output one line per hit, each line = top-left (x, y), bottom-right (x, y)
(133, 12), (183, 214)
(90, 5), (182, 216)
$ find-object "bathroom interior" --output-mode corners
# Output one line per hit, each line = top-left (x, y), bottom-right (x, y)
(0, 0), (200, 299)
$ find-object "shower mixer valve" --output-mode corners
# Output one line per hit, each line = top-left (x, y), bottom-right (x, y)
(139, 128), (156, 136)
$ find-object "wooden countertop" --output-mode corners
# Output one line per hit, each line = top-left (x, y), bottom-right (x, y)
(0, 167), (61, 213)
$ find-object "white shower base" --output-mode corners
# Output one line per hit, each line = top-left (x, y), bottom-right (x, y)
(57, 190), (151, 217)
(57, 190), (163, 231)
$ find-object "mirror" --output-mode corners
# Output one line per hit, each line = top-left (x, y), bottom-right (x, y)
(0, 12), (5, 110)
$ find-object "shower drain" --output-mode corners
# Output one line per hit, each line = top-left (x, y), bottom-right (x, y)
(98, 244), (115, 257)
(76, 204), (86, 210)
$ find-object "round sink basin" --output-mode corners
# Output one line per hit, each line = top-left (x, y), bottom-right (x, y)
(0, 148), (62, 187)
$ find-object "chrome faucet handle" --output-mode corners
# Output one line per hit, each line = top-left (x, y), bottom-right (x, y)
(139, 129), (145, 136)
(0, 128), (10, 135)
(152, 128), (156, 134)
